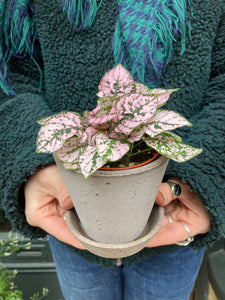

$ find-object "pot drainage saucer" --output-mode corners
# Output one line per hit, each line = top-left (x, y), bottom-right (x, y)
(66, 205), (164, 259)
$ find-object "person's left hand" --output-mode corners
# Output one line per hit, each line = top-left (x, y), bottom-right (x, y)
(146, 177), (211, 247)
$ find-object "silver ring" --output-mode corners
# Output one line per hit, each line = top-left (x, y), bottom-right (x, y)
(164, 213), (173, 224)
(176, 222), (194, 246)
(166, 181), (181, 197)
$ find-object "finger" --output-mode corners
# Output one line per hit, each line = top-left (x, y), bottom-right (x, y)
(146, 221), (192, 247)
(58, 193), (74, 211)
(155, 182), (178, 206)
(40, 215), (85, 249)
(45, 168), (74, 210)
(26, 165), (74, 211)
(163, 212), (174, 226)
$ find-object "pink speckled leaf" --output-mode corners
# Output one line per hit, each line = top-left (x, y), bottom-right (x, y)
(134, 82), (152, 94)
(134, 82), (177, 108)
(113, 116), (143, 136)
(37, 112), (84, 126)
(143, 132), (202, 162)
(112, 89), (178, 136)
(55, 136), (87, 169)
(85, 127), (99, 147)
(88, 105), (121, 125)
(79, 146), (107, 178)
(95, 133), (130, 161)
(90, 97), (116, 116)
(126, 130), (145, 143)
(36, 112), (85, 153)
(97, 64), (135, 98)
(138, 89), (179, 108)
(108, 130), (127, 140)
(116, 94), (158, 119)
(143, 110), (192, 137)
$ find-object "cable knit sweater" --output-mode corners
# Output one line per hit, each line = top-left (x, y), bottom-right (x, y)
(0, 0), (225, 267)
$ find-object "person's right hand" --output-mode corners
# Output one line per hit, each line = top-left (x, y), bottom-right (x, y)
(24, 164), (85, 249)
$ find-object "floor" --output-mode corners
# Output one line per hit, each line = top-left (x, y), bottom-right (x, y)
(189, 282), (218, 300)
(208, 283), (218, 300)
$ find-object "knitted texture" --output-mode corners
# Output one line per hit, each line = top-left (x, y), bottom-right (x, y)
(0, 0), (225, 267)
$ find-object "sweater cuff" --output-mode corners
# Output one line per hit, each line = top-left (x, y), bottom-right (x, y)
(0, 93), (55, 238)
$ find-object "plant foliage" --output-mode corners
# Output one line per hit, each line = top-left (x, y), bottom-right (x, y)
(0, 233), (48, 300)
(37, 64), (202, 178)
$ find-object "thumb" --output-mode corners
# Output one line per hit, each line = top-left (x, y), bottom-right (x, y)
(155, 182), (178, 206)
(39, 213), (85, 249)
(59, 192), (74, 210)
(50, 168), (74, 210)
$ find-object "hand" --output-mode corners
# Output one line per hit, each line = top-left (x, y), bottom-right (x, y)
(146, 177), (210, 247)
(24, 164), (85, 249)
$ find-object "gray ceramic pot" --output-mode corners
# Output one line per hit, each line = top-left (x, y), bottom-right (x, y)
(54, 155), (169, 244)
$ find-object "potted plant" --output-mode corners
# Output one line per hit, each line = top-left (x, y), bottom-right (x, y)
(36, 65), (202, 252)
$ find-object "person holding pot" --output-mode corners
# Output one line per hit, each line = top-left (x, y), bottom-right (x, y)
(0, 0), (224, 299)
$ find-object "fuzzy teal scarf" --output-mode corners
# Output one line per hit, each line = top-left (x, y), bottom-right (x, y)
(60, 0), (102, 29)
(114, 0), (192, 87)
(0, 0), (36, 95)
(0, 0), (191, 95)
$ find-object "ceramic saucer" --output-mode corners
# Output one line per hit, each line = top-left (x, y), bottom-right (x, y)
(66, 205), (164, 259)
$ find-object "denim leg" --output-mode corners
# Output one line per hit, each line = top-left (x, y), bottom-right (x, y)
(48, 236), (122, 300)
(122, 247), (205, 300)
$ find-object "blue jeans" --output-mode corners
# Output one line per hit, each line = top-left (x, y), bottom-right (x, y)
(49, 236), (204, 300)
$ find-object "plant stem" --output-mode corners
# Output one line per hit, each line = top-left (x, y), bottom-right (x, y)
(126, 147), (152, 158)
(132, 140), (143, 149)
(129, 142), (134, 156)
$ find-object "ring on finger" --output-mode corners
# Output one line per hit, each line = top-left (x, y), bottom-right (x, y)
(166, 181), (181, 197)
(164, 212), (173, 224)
(176, 222), (194, 246)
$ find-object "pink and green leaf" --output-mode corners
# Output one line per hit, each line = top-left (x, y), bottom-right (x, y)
(55, 136), (87, 169)
(134, 85), (177, 106)
(126, 130), (145, 143)
(88, 105), (121, 125)
(37, 112), (84, 126)
(144, 88), (178, 107)
(143, 132), (202, 162)
(36, 64), (201, 178)
(143, 110), (192, 137)
(36, 112), (86, 153)
(97, 64), (135, 98)
(113, 116), (143, 136)
(79, 146), (107, 178)
(95, 134), (130, 161)
(116, 94), (158, 119)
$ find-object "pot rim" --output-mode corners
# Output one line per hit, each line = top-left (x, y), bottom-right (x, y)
(100, 151), (159, 171)
(54, 153), (169, 178)
(90, 155), (169, 177)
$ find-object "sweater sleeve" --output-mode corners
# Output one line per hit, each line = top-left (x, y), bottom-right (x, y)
(165, 14), (225, 249)
(0, 53), (54, 239)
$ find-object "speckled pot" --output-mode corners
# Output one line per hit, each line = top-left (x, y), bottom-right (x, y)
(54, 155), (169, 244)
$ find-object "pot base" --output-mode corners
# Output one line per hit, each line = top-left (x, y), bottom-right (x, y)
(66, 205), (164, 259)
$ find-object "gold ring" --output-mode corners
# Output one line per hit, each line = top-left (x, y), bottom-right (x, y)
(166, 181), (181, 197)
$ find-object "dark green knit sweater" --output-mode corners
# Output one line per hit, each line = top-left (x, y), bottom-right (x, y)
(0, 0), (225, 267)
